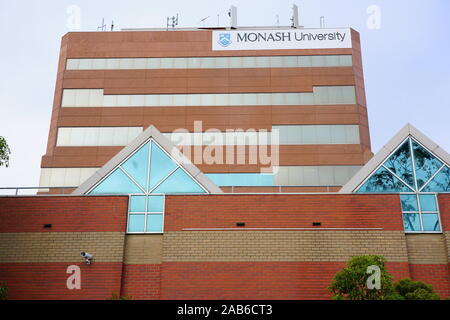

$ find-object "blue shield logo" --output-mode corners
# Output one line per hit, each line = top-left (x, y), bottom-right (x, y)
(218, 33), (232, 47)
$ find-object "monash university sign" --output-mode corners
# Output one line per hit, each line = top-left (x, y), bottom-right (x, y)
(212, 28), (352, 51)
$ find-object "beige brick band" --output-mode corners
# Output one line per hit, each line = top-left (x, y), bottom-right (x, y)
(162, 231), (409, 262)
(124, 235), (163, 265)
(0, 232), (125, 263)
(406, 234), (449, 265)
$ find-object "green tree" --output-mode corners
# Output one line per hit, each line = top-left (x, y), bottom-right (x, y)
(0, 136), (11, 167)
(0, 281), (8, 300)
(329, 255), (399, 300)
(394, 278), (440, 300)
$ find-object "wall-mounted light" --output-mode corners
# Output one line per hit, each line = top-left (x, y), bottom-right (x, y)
(43, 224), (52, 229)
(312, 222), (322, 227)
(236, 222), (246, 227)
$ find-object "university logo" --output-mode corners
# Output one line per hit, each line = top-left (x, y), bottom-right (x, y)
(218, 33), (232, 47)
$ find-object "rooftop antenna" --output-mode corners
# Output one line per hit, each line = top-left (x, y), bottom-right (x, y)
(291, 4), (302, 28)
(276, 14), (280, 27)
(320, 16), (326, 28)
(111, 20), (114, 31)
(199, 16), (210, 27)
(217, 14), (220, 26)
(97, 18), (106, 32)
(166, 14), (179, 30)
(228, 5), (237, 30)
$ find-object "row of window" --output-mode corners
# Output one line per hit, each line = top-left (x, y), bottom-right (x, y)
(39, 165), (362, 188)
(61, 86), (357, 108)
(55, 125), (360, 147)
(66, 55), (353, 71)
(273, 125), (360, 145)
(56, 127), (143, 147)
(274, 165), (362, 187)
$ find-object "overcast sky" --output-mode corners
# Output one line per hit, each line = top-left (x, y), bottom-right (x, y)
(0, 0), (449, 190)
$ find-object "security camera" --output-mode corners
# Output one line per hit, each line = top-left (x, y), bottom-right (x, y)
(81, 252), (93, 265)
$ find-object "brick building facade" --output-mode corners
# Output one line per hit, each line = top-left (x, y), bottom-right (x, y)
(1, 193), (450, 299)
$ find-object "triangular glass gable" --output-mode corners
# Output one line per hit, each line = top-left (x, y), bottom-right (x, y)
(383, 140), (415, 188)
(148, 142), (178, 191)
(88, 139), (207, 195)
(422, 166), (450, 192)
(152, 168), (206, 194)
(356, 166), (412, 193)
(90, 168), (143, 194)
(121, 142), (150, 189)
(412, 140), (442, 189)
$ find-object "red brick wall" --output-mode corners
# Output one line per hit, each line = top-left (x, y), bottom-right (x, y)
(409, 264), (450, 298)
(0, 196), (129, 232)
(0, 262), (123, 300)
(438, 194), (450, 231)
(121, 264), (161, 300)
(160, 261), (410, 300)
(165, 194), (404, 231)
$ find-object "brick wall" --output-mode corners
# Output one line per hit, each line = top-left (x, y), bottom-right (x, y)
(121, 264), (161, 300)
(165, 194), (404, 231)
(0, 196), (128, 300)
(160, 261), (410, 300)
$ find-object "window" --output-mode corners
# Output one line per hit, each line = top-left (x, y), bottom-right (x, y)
(401, 194), (441, 232)
(128, 195), (165, 233)
(66, 55), (353, 70)
(88, 139), (208, 233)
(356, 137), (449, 233)
(61, 86), (357, 108)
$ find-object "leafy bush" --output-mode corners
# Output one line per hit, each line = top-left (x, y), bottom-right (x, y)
(329, 255), (397, 300)
(394, 278), (440, 300)
(108, 293), (133, 300)
(329, 255), (441, 300)
(0, 281), (8, 300)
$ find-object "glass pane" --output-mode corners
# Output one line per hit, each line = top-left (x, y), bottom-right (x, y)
(146, 214), (163, 233)
(403, 213), (421, 232)
(400, 194), (418, 212)
(121, 142), (150, 189)
(422, 214), (440, 232)
(149, 142), (178, 190)
(419, 194), (437, 211)
(148, 195), (164, 212)
(422, 166), (450, 192)
(130, 196), (146, 213)
(412, 140), (442, 189)
(128, 214), (145, 233)
(383, 140), (415, 188)
(356, 166), (412, 193)
(89, 168), (143, 194)
(152, 168), (206, 194)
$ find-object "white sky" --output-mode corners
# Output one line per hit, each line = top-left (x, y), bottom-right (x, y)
(0, 0), (449, 188)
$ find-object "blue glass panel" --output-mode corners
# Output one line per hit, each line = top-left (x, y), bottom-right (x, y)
(206, 173), (275, 187)
(412, 140), (442, 189)
(130, 196), (146, 212)
(400, 194), (418, 212)
(422, 166), (450, 192)
(403, 213), (421, 232)
(121, 142), (150, 189)
(146, 214), (163, 233)
(90, 168), (143, 194)
(383, 140), (414, 188)
(422, 214), (440, 232)
(356, 167), (411, 193)
(152, 168), (206, 194)
(148, 195), (164, 212)
(149, 142), (178, 190)
(128, 214), (145, 233)
(419, 194), (437, 211)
